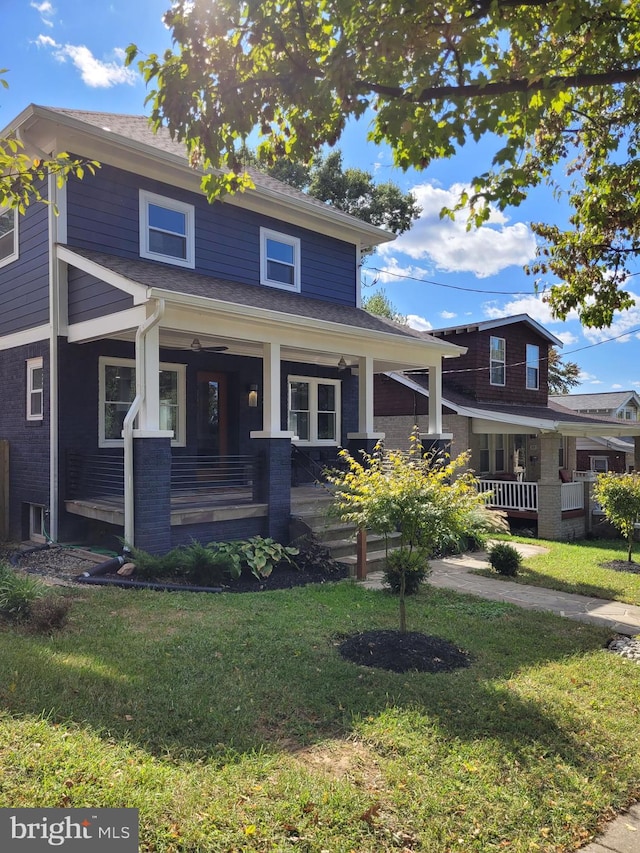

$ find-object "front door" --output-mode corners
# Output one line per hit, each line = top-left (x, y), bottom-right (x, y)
(197, 372), (228, 456)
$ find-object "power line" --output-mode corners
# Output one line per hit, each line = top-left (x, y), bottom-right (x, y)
(364, 265), (543, 296)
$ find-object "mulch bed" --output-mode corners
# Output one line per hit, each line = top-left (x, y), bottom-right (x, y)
(339, 629), (472, 673)
(601, 559), (640, 575)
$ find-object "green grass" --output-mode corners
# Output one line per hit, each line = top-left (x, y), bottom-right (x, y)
(1, 577), (639, 851)
(480, 537), (640, 605)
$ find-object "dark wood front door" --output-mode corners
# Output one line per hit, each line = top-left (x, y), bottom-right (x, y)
(196, 372), (228, 456)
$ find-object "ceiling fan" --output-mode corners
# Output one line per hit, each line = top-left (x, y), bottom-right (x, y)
(190, 337), (229, 353)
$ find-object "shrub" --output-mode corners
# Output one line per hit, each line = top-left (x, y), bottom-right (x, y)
(210, 537), (299, 581)
(179, 540), (238, 586)
(290, 534), (345, 578)
(487, 542), (522, 576)
(384, 549), (431, 595)
(0, 563), (46, 620)
(25, 595), (72, 633)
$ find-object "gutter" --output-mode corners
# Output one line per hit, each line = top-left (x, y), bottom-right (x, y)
(123, 299), (165, 546)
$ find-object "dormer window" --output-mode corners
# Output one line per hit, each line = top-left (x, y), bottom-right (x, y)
(526, 344), (539, 390)
(139, 190), (195, 268)
(490, 336), (505, 386)
(0, 207), (18, 268)
(260, 227), (300, 291)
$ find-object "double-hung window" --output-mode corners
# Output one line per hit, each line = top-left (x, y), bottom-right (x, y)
(490, 336), (506, 386)
(288, 376), (340, 444)
(99, 357), (186, 447)
(26, 357), (43, 421)
(139, 190), (195, 268)
(260, 227), (300, 291)
(526, 344), (540, 390)
(0, 207), (18, 268)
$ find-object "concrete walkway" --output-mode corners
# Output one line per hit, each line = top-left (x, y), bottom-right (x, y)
(360, 542), (640, 635)
(359, 543), (640, 851)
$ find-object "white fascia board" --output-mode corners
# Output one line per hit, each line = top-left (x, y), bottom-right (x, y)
(57, 246), (148, 304)
(555, 420), (640, 437)
(0, 324), (49, 351)
(67, 306), (148, 343)
(20, 106), (391, 250)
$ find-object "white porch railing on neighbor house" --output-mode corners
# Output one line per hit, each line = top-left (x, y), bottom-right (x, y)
(478, 480), (585, 513)
(572, 470), (598, 483)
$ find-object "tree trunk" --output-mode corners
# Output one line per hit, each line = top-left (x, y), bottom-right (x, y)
(399, 570), (407, 634)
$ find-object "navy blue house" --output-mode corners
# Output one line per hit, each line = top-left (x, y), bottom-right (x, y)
(0, 105), (462, 552)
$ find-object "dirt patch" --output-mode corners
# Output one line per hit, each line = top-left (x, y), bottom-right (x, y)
(339, 629), (472, 673)
(294, 740), (384, 787)
(601, 559), (640, 575)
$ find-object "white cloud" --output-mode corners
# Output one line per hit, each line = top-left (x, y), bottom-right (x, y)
(35, 34), (137, 87)
(407, 314), (433, 331)
(364, 256), (430, 285)
(31, 1), (54, 26)
(580, 293), (640, 344)
(440, 310), (457, 320)
(612, 383), (623, 389)
(380, 182), (537, 278)
(483, 293), (570, 325)
(555, 331), (578, 345)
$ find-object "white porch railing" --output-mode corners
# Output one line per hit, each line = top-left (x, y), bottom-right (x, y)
(560, 481), (584, 511)
(572, 470), (597, 483)
(478, 480), (585, 513)
(478, 480), (538, 512)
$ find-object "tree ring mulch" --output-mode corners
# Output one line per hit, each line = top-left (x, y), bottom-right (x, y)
(338, 629), (472, 673)
(601, 560), (640, 575)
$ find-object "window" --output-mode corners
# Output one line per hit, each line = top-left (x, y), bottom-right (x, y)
(99, 357), (186, 447)
(618, 406), (637, 420)
(288, 376), (340, 444)
(139, 190), (195, 268)
(526, 344), (539, 390)
(494, 434), (505, 472)
(26, 357), (43, 421)
(590, 456), (609, 473)
(29, 504), (47, 543)
(0, 207), (18, 267)
(260, 227), (300, 291)
(490, 336), (505, 386)
(478, 434), (490, 473)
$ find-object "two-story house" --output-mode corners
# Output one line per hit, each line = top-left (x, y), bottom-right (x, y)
(549, 391), (640, 474)
(0, 104), (465, 553)
(374, 315), (640, 540)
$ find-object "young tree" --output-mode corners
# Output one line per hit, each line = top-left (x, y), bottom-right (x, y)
(593, 472), (640, 562)
(362, 289), (407, 324)
(547, 348), (581, 395)
(326, 433), (497, 632)
(129, 0), (640, 329)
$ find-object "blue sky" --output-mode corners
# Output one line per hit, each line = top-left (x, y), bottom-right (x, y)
(3, 0), (639, 394)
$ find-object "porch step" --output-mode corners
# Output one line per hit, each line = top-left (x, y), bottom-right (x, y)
(335, 548), (389, 574)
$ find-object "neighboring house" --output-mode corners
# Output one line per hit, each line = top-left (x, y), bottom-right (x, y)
(0, 105), (464, 552)
(374, 315), (640, 540)
(549, 391), (640, 473)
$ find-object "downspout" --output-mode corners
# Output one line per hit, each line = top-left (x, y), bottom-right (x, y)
(123, 299), (165, 547)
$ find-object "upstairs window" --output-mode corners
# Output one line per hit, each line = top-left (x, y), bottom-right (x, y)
(618, 405), (637, 420)
(260, 227), (300, 291)
(526, 344), (540, 390)
(490, 336), (505, 386)
(139, 190), (195, 268)
(26, 357), (44, 421)
(0, 207), (18, 268)
(288, 376), (340, 444)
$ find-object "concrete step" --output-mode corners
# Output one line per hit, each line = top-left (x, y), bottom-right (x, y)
(337, 548), (390, 574)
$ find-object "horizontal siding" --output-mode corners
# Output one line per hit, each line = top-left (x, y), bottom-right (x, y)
(66, 164), (357, 306)
(68, 268), (134, 324)
(0, 190), (49, 335)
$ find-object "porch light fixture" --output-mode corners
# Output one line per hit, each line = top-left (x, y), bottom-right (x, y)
(248, 384), (259, 408)
(191, 337), (203, 352)
(337, 356), (347, 371)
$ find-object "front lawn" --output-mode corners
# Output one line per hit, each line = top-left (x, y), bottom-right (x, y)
(483, 537), (640, 605)
(0, 580), (639, 852)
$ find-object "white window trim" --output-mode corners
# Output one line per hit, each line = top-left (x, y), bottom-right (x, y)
(99, 356), (186, 448)
(590, 455), (609, 473)
(139, 190), (195, 269)
(526, 344), (540, 390)
(288, 375), (341, 446)
(26, 357), (44, 422)
(0, 206), (19, 269)
(260, 227), (301, 292)
(489, 336), (506, 387)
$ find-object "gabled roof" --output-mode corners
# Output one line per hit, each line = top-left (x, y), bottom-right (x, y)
(7, 104), (393, 250)
(428, 313), (563, 348)
(385, 371), (640, 436)
(549, 390), (640, 412)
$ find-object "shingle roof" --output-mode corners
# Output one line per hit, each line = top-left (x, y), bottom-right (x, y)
(66, 246), (440, 342)
(549, 391), (639, 412)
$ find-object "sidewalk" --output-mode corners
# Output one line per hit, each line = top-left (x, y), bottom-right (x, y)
(360, 542), (640, 635)
(358, 543), (640, 851)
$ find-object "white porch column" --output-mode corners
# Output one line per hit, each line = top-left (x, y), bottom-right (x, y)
(250, 341), (294, 439)
(347, 355), (384, 441)
(137, 323), (161, 432)
(428, 362), (443, 435)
